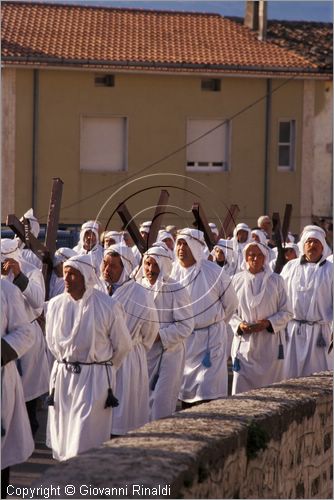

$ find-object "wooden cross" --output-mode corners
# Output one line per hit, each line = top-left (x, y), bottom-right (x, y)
(117, 189), (170, 255)
(272, 203), (293, 274)
(6, 177), (64, 299)
(191, 202), (216, 251)
(217, 204), (240, 240)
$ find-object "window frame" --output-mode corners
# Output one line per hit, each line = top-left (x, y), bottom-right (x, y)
(277, 119), (296, 172)
(79, 114), (128, 173)
(185, 117), (231, 173)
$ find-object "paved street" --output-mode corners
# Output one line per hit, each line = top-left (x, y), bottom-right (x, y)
(9, 406), (56, 496)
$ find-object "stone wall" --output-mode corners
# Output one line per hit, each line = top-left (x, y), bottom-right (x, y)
(35, 372), (332, 499)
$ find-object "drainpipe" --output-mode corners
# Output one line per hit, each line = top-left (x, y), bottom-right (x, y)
(264, 79), (272, 213)
(32, 69), (39, 211)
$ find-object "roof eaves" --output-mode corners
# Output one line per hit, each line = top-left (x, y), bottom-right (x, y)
(2, 55), (325, 76)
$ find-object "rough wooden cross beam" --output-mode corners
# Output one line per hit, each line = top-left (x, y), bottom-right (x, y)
(42, 178), (64, 299)
(6, 178), (64, 299)
(147, 189), (170, 248)
(117, 202), (146, 254)
(117, 190), (170, 255)
(272, 203), (293, 274)
(191, 202), (216, 251)
(6, 214), (50, 263)
(218, 204), (240, 240)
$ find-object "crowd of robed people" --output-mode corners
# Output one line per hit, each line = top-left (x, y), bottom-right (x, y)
(1, 209), (332, 495)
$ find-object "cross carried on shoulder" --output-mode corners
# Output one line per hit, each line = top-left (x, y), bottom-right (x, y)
(116, 189), (170, 255)
(6, 178), (64, 299)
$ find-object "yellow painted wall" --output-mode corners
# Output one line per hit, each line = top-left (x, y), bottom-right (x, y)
(13, 69), (304, 233)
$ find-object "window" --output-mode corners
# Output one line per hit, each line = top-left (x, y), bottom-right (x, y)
(278, 120), (295, 171)
(94, 74), (115, 87)
(186, 119), (230, 172)
(80, 116), (127, 172)
(201, 79), (221, 92)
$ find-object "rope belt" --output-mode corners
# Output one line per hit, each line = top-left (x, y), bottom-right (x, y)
(57, 359), (113, 374)
(46, 359), (118, 408)
(291, 319), (328, 348)
(292, 319), (329, 326)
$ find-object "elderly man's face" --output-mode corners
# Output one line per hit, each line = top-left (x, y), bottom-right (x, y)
(304, 238), (323, 263)
(102, 254), (123, 284)
(246, 245), (265, 274)
(176, 239), (196, 268)
(260, 218), (272, 233)
(64, 266), (85, 300)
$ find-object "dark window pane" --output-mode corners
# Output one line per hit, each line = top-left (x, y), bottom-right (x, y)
(279, 145), (290, 166)
(279, 122), (291, 143)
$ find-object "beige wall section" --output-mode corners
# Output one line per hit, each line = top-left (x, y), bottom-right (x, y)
(313, 81), (333, 217)
(300, 79), (315, 230)
(1, 68), (16, 221)
(14, 69), (34, 218)
(269, 79), (304, 235)
(13, 69), (305, 230)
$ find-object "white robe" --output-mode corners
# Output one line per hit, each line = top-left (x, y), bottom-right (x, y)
(46, 288), (131, 461)
(108, 280), (159, 434)
(171, 259), (238, 402)
(143, 278), (194, 420)
(1, 280), (35, 469)
(230, 270), (292, 394)
(4, 260), (50, 401)
(281, 258), (333, 378)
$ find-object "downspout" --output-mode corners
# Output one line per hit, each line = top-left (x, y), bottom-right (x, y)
(264, 78), (272, 213)
(32, 69), (39, 210)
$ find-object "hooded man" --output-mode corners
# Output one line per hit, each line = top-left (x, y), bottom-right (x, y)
(17, 208), (42, 270)
(1, 280), (35, 497)
(171, 228), (238, 407)
(230, 241), (292, 394)
(49, 247), (77, 299)
(231, 223), (252, 272)
(281, 226), (333, 378)
(73, 220), (103, 275)
(46, 254), (131, 461)
(100, 243), (159, 435)
(141, 244), (194, 420)
(1, 239), (50, 436)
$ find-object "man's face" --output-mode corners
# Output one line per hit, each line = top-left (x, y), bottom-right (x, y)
(101, 254), (123, 284)
(144, 256), (160, 285)
(214, 247), (225, 262)
(83, 230), (97, 251)
(176, 239), (196, 268)
(163, 237), (174, 251)
(54, 262), (64, 278)
(304, 238), (323, 263)
(104, 237), (116, 249)
(284, 248), (297, 262)
(246, 245), (265, 274)
(63, 266), (85, 299)
(260, 218), (272, 234)
(251, 233), (260, 243)
(237, 230), (249, 243)
(140, 231), (149, 242)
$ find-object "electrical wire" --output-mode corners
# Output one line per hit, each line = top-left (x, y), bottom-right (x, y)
(42, 75), (297, 217)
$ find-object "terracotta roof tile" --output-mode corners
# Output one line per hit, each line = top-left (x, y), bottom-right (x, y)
(1, 1), (327, 76)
